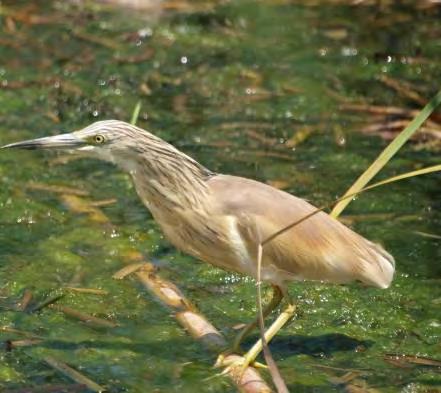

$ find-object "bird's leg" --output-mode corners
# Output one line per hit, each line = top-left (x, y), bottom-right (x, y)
(216, 292), (296, 381)
(214, 284), (283, 369)
(218, 302), (296, 377)
(232, 284), (284, 352)
(241, 302), (295, 364)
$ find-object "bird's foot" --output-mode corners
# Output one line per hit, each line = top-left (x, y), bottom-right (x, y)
(213, 350), (232, 369)
(214, 352), (267, 381)
(215, 303), (296, 379)
(213, 346), (249, 367)
(212, 323), (257, 369)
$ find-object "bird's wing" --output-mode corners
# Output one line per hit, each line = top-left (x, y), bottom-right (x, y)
(207, 174), (394, 288)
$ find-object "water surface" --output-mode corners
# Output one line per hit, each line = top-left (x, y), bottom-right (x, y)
(0, 1), (440, 392)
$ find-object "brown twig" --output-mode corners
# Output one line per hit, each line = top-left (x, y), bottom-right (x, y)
(384, 353), (441, 368)
(71, 30), (121, 50)
(218, 122), (275, 131)
(31, 188), (272, 393)
(8, 339), (43, 348)
(359, 120), (441, 141)
(285, 125), (316, 148)
(89, 199), (117, 207)
(63, 287), (109, 296)
(43, 356), (104, 393)
(244, 130), (278, 147)
(17, 289), (33, 311)
(0, 326), (43, 339)
(114, 49), (154, 64)
(340, 103), (441, 124)
(29, 294), (64, 313)
(378, 75), (427, 106)
(112, 262), (152, 279)
(49, 304), (118, 329)
(26, 182), (89, 196)
(60, 195), (109, 224)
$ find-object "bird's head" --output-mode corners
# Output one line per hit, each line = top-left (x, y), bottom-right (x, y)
(2, 119), (212, 199)
(2, 120), (165, 170)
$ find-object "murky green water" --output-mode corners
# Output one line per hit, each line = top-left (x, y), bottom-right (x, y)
(0, 1), (440, 392)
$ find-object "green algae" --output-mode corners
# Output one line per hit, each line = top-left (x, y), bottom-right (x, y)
(0, 1), (440, 392)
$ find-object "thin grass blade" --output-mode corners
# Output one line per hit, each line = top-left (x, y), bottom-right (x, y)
(130, 101), (142, 125)
(331, 89), (441, 218)
(263, 164), (441, 246)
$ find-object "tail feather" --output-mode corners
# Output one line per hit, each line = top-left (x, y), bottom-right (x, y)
(359, 242), (395, 288)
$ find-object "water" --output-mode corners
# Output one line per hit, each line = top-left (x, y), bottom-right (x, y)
(0, 1), (440, 392)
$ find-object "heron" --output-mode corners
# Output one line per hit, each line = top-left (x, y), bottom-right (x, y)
(2, 120), (395, 370)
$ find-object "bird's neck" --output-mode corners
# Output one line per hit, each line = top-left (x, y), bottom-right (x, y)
(129, 147), (213, 212)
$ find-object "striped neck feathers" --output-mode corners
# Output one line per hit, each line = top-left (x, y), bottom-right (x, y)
(127, 138), (213, 210)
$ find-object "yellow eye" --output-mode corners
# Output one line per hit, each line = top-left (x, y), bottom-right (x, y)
(94, 134), (105, 144)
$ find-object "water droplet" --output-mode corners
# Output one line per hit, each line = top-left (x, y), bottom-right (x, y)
(110, 229), (120, 238)
(318, 47), (327, 56)
(138, 28), (153, 38)
(341, 47), (357, 56)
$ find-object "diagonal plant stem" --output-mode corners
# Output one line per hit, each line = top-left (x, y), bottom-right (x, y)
(263, 164), (441, 247)
(256, 245), (290, 393)
(130, 101), (142, 125)
(255, 163), (441, 391)
(331, 89), (441, 218)
(252, 88), (441, 391)
(55, 190), (272, 393)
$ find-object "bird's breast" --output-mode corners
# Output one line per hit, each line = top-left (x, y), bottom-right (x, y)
(149, 207), (252, 274)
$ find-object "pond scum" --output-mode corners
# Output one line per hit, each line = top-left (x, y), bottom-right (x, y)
(0, 1), (440, 392)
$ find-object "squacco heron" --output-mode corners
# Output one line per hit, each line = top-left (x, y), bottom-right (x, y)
(2, 120), (395, 369)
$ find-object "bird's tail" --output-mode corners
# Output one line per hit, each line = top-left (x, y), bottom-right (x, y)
(358, 241), (395, 289)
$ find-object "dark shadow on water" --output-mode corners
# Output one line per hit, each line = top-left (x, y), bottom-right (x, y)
(20, 337), (191, 355)
(5, 332), (372, 363)
(244, 333), (373, 358)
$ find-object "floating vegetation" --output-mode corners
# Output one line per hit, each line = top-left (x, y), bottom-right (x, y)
(0, 1), (440, 392)
(43, 356), (104, 393)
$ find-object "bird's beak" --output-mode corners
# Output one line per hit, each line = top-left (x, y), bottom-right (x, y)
(1, 133), (85, 150)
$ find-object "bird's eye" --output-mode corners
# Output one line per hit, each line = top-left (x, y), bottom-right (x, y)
(94, 134), (105, 144)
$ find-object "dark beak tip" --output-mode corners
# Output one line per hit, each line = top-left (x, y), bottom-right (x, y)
(1, 143), (16, 149)
(1, 142), (36, 150)
(0, 134), (84, 150)
(1, 142), (21, 149)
